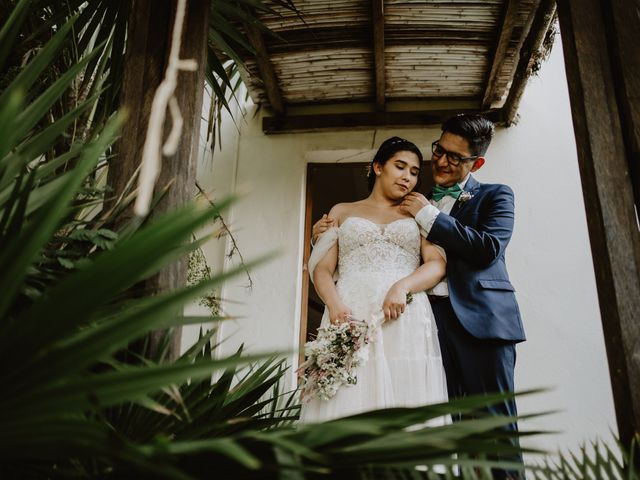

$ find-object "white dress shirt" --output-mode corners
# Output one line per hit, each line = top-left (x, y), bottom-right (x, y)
(416, 175), (471, 297)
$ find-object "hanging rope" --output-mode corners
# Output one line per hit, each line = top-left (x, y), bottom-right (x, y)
(134, 0), (197, 217)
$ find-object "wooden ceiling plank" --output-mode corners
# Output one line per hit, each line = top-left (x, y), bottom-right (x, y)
(245, 22), (285, 115)
(481, 0), (521, 109)
(372, 0), (386, 111)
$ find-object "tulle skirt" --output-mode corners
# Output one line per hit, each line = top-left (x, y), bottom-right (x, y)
(300, 272), (448, 423)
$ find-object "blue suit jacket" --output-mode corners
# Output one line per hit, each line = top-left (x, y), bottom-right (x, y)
(425, 175), (526, 342)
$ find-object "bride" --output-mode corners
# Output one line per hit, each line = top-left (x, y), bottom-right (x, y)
(301, 137), (449, 422)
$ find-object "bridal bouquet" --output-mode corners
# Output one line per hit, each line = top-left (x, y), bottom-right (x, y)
(297, 319), (375, 402)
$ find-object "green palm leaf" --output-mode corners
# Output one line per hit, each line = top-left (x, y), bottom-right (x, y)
(8, 3), (632, 480)
(0, 112), (123, 320)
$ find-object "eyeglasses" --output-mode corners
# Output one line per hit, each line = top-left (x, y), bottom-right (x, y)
(431, 141), (478, 166)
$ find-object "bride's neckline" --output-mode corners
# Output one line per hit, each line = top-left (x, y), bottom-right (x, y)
(340, 216), (414, 230)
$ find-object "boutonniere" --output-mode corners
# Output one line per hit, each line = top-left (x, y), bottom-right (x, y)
(458, 191), (474, 203)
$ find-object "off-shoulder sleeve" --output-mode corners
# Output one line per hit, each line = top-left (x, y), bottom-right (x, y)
(308, 227), (339, 285)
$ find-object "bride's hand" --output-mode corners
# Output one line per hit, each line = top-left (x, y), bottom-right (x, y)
(382, 282), (409, 322)
(328, 301), (352, 325)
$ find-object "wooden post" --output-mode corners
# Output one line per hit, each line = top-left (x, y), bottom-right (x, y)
(603, 0), (640, 210)
(109, 0), (210, 359)
(109, 0), (172, 208)
(556, 0), (640, 445)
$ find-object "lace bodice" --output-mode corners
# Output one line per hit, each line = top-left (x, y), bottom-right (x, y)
(338, 217), (420, 279)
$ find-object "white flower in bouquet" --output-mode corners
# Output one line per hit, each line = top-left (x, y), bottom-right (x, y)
(297, 318), (374, 402)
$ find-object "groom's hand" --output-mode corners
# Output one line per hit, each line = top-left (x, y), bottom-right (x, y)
(312, 214), (336, 244)
(400, 192), (429, 217)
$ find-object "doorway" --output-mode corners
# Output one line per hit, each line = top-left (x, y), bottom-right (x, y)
(300, 161), (434, 349)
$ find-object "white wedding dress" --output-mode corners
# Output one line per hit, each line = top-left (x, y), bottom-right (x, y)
(301, 216), (448, 422)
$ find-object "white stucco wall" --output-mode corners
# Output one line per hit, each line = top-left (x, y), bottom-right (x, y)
(180, 87), (244, 352)
(194, 37), (617, 455)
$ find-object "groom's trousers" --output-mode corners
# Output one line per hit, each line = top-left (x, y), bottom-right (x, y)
(430, 297), (522, 479)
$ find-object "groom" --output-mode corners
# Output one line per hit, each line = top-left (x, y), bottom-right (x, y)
(401, 113), (525, 478)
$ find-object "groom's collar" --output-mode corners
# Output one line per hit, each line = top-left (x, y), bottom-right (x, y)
(463, 174), (480, 192)
(459, 174), (471, 190)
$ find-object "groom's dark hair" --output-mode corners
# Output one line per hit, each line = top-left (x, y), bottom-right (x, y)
(442, 114), (495, 157)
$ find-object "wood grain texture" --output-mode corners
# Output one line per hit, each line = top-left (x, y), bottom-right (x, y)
(263, 108), (502, 134)
(502, 0), (555, 124)
(109, 0), (172, 216)
(557, 0), (640, 446)
(299, 164), (315, 367)
(372, 0), (386, 111)
(245, 22), (285, 115)
(109, 0), (210, 359)
(482, 0), (520, 108)
(231, 0), (542, 115)
(605, 0), (640, 210)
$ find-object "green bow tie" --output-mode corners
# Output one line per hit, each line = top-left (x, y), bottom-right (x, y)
(432, 184), (463, 202)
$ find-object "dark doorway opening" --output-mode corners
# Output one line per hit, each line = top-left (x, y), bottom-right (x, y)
(300, 161), (434, 349)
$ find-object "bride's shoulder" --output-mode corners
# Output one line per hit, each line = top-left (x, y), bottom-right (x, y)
(329, 201), (363, 224)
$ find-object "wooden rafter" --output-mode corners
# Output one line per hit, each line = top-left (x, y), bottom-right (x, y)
(263, 109), (502, 134)
(372, 0), (385, 111)
(245, 22), (285, 115)
(502, 0), (556, 125)
(233, 1), (551, 112)
(482, 0), (520, 109)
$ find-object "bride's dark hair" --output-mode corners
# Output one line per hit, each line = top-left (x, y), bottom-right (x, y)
(367, 136), (424, 191)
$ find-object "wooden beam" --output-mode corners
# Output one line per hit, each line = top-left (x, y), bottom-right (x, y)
(109, 0), (210, 359)
(502, 0), (556, 125)
(263, 109), (502, 134)
(556, 0), (640, 446)
(481, 0), (520, 109)
(244, 22), (285, 115)
(605, 0), (640, 210)
(372, 0), (385, 111)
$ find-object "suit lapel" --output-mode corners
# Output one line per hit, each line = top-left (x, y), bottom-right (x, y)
(450, 175), (481, 217)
